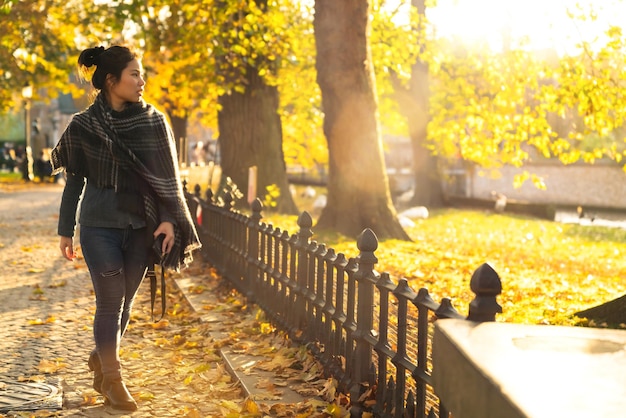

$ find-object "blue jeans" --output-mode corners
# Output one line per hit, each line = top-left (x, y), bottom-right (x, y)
(80, 225), (148, 379)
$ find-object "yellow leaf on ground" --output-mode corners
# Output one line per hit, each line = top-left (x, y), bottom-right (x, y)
(184, 408), (202, 418)
(48, 280), (67, 288)
(173, 334), (187, 345)
(81, 395), (99, 406)
(38, 359), (68, 373)
(242, 397), (259, 413)
(151, 320), (170, 329)
(184, 341), (199, 349)
(139, 391), (155, 400)
(17, 375), (45, 382)
(154, 337), (168, 347)
(219, 399), (242, 414)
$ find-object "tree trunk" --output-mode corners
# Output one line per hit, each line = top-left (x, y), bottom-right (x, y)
(218, 67), (298, 214)
(167, 113), (188, 166)
(391, 0), (443, 208)
(314, 0), (410, 240)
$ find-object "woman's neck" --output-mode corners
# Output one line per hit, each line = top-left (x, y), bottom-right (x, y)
(110, 100), (126, 112)
(104, 93), (125, 112)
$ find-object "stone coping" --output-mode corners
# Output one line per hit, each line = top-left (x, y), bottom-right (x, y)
(432, 319), (626, 418)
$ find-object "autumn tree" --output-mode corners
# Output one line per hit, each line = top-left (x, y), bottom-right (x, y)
(394, 0), (443, 207)
(0, 0), (115, 111)
(213, 0), (298, 213)
(275, 4), (327, 182)
(372, 0), (444, 207)
(314, 0), (410, 240)
(5, 0), (626, 216)
(99, 0), (217, 159)
(99, 0), (299, 213)
(544, 25), (626, 164)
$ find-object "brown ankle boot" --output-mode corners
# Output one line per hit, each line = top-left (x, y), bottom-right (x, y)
(101, 376), (137, 411)
(87, 351), (103, 394)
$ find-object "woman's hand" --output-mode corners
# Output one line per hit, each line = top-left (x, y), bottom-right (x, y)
(153, 221), (175, 254)
(59, 236), (75, 261)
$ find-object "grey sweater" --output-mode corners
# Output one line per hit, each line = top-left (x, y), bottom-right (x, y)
(58, 173), (175, 237)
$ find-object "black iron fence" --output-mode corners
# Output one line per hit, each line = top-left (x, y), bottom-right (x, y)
(184, 183), (503, 418)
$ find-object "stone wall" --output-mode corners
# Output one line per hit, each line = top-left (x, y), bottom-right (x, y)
(455, 162), (626, 209)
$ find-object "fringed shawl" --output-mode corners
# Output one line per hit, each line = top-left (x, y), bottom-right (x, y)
(51, 93), (201, 271)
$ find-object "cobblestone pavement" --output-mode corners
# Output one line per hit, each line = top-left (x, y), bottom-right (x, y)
(0, 183), (248, 417)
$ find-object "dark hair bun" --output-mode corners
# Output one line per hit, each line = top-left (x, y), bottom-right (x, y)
(78, 46), (106, 68)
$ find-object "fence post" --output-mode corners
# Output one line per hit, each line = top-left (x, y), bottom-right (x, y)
(350, 228), (380, 416)
(467, 263), (502, 322)
(295, 211), (314, 332)
(245, 198), (263, 303)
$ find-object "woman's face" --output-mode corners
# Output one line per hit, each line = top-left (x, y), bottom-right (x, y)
(107, 58), (145, 111)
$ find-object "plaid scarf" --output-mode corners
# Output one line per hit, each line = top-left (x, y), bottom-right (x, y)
(51, 92), (201, 271)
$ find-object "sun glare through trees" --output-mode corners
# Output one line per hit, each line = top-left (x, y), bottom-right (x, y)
(425, 0), (626, 55)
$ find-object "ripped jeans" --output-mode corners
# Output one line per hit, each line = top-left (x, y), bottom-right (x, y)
(80, 225), (148, 379)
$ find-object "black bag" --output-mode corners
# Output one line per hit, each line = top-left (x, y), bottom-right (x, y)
(148, 234), (166, 322)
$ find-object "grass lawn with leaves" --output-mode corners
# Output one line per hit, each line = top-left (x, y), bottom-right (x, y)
(265, 208), (626, 328)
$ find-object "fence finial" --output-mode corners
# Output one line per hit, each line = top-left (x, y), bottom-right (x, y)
(467, 263), (502, 322)
(298, 210), (313, 228)
(223, 192), (234, 209)
(297, 211), (313, 241)
(356, 228), (378, 266)
(250, 198), (263, 224)
(205, 188), (213, 202)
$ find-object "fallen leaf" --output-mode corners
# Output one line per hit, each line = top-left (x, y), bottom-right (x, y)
(81, 395), (99, 406)
(242, 397), (259, 413)
(173, 334), (187, 345)
(48, 280), (67, 288)
(139, 391), (155, 400)
(37, 359), (68, 373)
(151, 319), (170, 329)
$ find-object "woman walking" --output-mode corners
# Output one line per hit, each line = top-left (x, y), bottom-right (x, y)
(51, 45), (201, 411)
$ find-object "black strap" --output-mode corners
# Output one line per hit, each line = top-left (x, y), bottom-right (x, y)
(149, 264), (166, 322)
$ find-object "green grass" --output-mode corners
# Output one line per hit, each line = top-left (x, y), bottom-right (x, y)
(0, 171), (23, 182)
(263, 207), (626, 328)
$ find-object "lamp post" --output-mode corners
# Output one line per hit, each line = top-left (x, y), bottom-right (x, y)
(21, 83), (34, 181)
